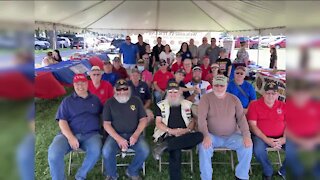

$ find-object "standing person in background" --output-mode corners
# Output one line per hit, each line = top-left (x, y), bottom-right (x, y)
(178, 42), (193, 61)
(102, 61), (119, 86)
(170, 53), (183, 73)
(216, 48), (232, 78)
(235, 40), (249, 67)
(159, 44), (175, 66)
(269, 47), (277, 69)
(153, 60), (174, 103)
(205, 38), (220, 64)
(189, 38), (198, 59)
(112, 57), (129, 80)
(200, 56), (211, 80)
(144, 44), (154, 73)
(119, 35), (139, 70)
(135, 34), (149, 59)
(152, 37), (165, 72)
(53, 49), (62, 62)
(197, 37), (211, 64)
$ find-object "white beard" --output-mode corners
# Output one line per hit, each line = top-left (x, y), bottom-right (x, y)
(114, 96), (130, 103)
(214, 91), (226, 98)
(166, 94), (184, 107)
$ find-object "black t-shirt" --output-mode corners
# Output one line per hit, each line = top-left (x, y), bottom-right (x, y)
(216, 58), (232, 77)
(152, 44), (165, 62)
(136, 42), (149, 58)
(127, 80), (151, 104)
(156, 105), (187, 129)
(103, 96), (147, 134)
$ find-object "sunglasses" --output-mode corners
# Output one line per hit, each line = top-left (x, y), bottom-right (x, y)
(214, 84), (225, 87)
(235, 72), (244, 75)
(168, 89), (179, 93)
(265, 92), (277, 96)
(116, 87), (129, 91)
(160, 63), (167, 66)
(92, 74), (101, 76)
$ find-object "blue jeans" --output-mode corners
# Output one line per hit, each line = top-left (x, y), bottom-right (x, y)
(48, 133), (102, 180)
(252, 135), (286, 176)
(198, 133), (252, 180)
(102, 134), (150, 178)
(16, 133), (35, 180)
(154, 90), (163, 103)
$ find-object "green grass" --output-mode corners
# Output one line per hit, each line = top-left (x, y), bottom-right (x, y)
(35, 91), (284, 180)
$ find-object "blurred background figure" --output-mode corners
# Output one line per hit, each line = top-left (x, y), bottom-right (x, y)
(269, 47), (277, 69)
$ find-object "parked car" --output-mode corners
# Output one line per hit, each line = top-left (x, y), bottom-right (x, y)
(57, 34), (77, 46)
(35, 37), (50, 50)
(111, 38), (125, 49)
(56, 37), (70, 48)
(234, 37), (259, 49)
(71, 37), (85, 49)
(269, 38), (286, 49)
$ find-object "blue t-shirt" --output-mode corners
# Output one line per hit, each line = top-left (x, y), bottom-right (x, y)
(120, 43), (138, 64)
(227, 80), (256, 108)
(55, 92), (102, 139)
(101, 72), (119, 86)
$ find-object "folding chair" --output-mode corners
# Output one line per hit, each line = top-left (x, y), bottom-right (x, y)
(250, 147), (283, 174)
(158, 149), (193, 172)
(212, 148), (235, 171)
(101, 148), (146, 176)
(68, 149), (85, 176)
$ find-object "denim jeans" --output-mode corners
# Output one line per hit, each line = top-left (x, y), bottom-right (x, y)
(102, 134), (150, 178)
(16, 133), (35, 180)
(198, 133), (252, 180)
(154, 90), (164, 103)
(48, 133), (102, 180)
(252, 135), (286, 176)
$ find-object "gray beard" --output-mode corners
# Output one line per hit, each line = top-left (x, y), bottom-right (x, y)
(114, 95), (130, 103)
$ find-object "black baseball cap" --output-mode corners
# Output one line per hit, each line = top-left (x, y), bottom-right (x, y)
(167, 79), (179, 90)
(264, 82), (278, 91)
(115, 79), (128, 89)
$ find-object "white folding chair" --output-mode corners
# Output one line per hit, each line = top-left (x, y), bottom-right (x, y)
(212, 147), (235, 171)
(250, 147), (283, 174)
(158, 149), (193, 172)
(68, 149), (85, 176)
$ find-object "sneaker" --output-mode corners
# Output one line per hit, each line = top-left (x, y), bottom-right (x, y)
(277, 171), (286, 180)
(125, 169), (142, 180)
(152, 141), (168, 160)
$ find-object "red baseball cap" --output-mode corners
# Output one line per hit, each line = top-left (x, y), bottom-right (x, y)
(73, 74), (88, 83)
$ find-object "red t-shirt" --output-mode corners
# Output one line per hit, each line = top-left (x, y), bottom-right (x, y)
(88, 80), (114, 105)
(200, 64), (210, 80)
(285, 98), (320, 138)
(113, 66), (128, 79)
(205, 73), (215, 85)
(171, 62), (183, 73)
(153, 70), (174, 91)
(183, 69), (193, 84)
(247, 98), (285, 137)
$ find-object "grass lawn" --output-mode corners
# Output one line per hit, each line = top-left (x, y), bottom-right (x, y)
(35, 90), (284, 180)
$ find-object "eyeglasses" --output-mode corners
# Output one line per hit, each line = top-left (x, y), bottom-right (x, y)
(235, 72), (244, 75)
(214, 84), (225, 87)
(92, 74), (101, 76)
(160, 63), (167, 66)
(126, 38), (131, 40)
(168, 90), (179, 93)
(116, 87), (129, 91)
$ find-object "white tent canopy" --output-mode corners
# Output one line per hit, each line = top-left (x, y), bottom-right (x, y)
(33, 0), (291, 35)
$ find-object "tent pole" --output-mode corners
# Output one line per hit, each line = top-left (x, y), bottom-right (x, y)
(257, 29), (261, 66)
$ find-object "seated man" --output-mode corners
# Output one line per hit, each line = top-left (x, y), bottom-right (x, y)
(112, 57), (129, 80)
(227, 66), (256, 113)
(247, 82), (286, 180)
(88, 66), (114, 105)
(102, 60), (119, 86)
(102, 79), (150, 180)
(128, 68), (154, 124)
(152, 79), (203, 180)
(185, 66), (212, 105)
(48, 74), (102, 180)
(153, 59), (174, 103)
(198, 75), (253, 180)
(135, 58), (153, 88)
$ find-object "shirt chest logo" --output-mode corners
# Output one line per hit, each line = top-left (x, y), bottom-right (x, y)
(139, 88), (145, 94)
(130, 105), (136, 111)
(100, 89), (105, 95)
(277, 108), (282, 115)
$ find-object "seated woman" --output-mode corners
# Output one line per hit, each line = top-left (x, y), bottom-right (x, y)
(41, 51), (57, 67)
(152, 80), (203, 180)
